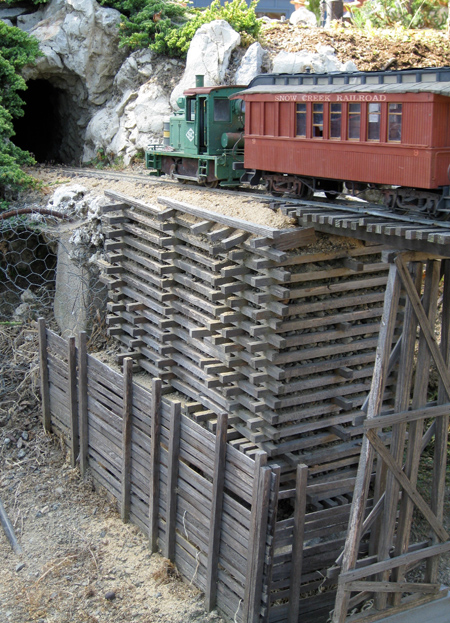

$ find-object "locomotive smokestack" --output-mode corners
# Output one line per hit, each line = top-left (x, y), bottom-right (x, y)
(195, 75), (204, 88)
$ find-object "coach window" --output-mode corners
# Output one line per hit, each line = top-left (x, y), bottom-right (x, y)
(214, 98), (230, 122)
(388, 103), (402, 142)
(330, 103), (342, 139)
(296, 103), (307, 137)
(313, 103), (324, 138)
(348, 103), (361, 140)
(367, 103), (381, 141)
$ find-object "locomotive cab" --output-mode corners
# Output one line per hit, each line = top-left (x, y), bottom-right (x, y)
(146, 77), (246, 187)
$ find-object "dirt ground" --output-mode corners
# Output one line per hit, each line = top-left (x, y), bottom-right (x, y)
(0, 325), (225, 623)
(261, 23), (450, 71)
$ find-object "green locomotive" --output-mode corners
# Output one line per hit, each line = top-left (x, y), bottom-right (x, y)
(145, 76), (245, 188)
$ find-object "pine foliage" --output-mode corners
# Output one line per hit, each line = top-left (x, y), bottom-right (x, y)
(0, 22), (41, 201)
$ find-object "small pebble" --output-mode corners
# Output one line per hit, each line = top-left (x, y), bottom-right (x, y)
(4, 438), (11, 446)
(21, 432), (29, 441)
(17, 449), (26, 459)
(99, 529), (106, 538)
(15, 563), (25, 572)
(105, 590), (116, 601)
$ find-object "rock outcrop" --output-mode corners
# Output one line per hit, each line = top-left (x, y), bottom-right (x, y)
(235, 42), (267, 86)
(10, 0), (359, 165)
(170, 20), (241, 108)
(17, 0), (126, 162)
(83, 51), (183, 165)
(272, 44), (357, 74)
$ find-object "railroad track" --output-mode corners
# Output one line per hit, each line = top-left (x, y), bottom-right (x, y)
(41, 166), (450, 253)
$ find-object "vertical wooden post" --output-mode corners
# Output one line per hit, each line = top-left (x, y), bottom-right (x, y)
(427, 258), (450, 583)
(243, 451), (271, 623)
(68, 336), (78, 468)
(205, 411), (228, 611)
(149, 378), (162, 552)
(38, 318), (51, 433)
(164, 400), (181, 561)
(288, 464), (308, 623)
(121, 357), (133, 523)
(262, 466), (280, 623)
(78, 331), (89, 477)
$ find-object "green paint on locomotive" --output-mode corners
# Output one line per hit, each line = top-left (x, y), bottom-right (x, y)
(145, 85), (245, 187)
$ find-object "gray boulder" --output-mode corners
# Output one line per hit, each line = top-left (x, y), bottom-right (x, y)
(171, 20), (241, 108)
(235, 42), (267, 86)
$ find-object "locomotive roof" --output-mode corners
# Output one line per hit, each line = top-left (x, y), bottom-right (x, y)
(183, 85), (245, 96)
(234, 81), (450, 98)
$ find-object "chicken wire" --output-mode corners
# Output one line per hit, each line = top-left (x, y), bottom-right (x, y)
(0, 208), (107, 336)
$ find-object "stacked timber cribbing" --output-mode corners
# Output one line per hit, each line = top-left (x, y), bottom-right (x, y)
(99, 190), (397, 496)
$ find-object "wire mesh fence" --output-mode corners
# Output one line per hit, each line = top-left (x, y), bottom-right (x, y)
(0, 211), (59, 323)
(0, 208), (108, 342)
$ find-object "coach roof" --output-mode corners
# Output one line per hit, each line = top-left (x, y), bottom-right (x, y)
(233, 81), (450, 98)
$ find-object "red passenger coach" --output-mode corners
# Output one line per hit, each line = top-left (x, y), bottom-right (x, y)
(233, 68), (450, 208)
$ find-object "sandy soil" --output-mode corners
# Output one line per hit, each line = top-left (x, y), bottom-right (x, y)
(261, 23), (450, 71)
(24, 166), (296, 231)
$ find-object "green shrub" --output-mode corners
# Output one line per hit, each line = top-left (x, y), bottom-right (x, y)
(0, 22), (41, 200)
(101, 0), (261, 57)
(351, 0), (447, 30)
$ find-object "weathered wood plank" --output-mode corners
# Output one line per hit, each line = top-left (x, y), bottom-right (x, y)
(426, 258), (450, 584)
(38, 319), (51, 433)
(68, 336), (78, 468)
(205, 412), (228, 610)
(121, 358), (133, 523)
(78, 331), (89, 477)
(149, 378), (162, 552)
(164, 401), (181, 561)
(244, 452), (271, 623)
(287, 464), (308, 623)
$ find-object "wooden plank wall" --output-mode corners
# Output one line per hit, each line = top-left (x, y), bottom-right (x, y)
(42, 326), (277, 623)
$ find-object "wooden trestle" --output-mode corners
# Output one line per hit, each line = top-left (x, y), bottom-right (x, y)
(332, 253), (450, 622)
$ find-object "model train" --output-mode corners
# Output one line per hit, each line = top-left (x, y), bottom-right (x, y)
(145, 67), (450, 218)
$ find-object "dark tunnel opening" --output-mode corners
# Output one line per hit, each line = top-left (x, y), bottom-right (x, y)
(13, 80), (65, 163)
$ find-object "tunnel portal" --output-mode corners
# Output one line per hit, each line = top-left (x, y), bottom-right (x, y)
(13, 79), (85, 164)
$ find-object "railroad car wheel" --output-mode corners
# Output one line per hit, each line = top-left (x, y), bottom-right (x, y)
(267, 179), (283, 197)
(203, 180), (219, 189)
